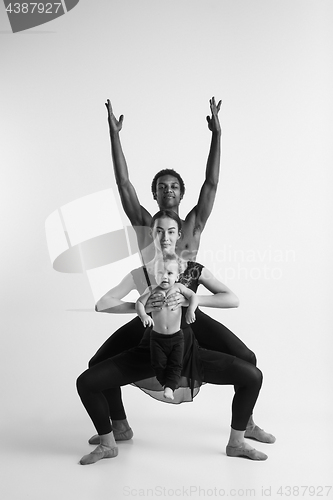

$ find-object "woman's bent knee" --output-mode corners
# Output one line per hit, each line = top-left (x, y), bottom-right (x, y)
(248, 350), (257, 366)
(254, 367), (263, 389)
(76, 371), (90, 395)
(242, 349), (257, 366)
(244, 364), (263, 390)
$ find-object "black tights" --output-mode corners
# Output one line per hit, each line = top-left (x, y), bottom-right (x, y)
(77, 349), (262, 435)
(88, 316), (144, 421)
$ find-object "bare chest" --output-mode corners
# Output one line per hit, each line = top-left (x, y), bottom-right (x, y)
(176, 224), (201, 261)
(152, 306), (181, 334)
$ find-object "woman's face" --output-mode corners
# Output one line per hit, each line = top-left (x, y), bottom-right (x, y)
(151, 216), (181, 253)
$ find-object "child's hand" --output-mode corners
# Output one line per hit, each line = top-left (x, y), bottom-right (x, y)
(185, 309), (196, 324)
(141, 314), (154, 328)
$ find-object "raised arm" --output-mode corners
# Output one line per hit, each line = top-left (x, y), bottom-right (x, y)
(105, 99), (152, 226)
(197, 267), (239, 309)
(185, 97), (222, 232)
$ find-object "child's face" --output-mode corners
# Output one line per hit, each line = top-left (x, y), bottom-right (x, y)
(155, 261), (179, 289)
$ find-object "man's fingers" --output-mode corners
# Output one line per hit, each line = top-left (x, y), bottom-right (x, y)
(105, 100), (111, 115)
(105, 99), (115, 117)
(209, 97), (222, 115)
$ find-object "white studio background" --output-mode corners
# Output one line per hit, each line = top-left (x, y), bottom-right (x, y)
(1, 1), (332, 499)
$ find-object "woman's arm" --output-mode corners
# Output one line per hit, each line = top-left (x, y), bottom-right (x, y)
(95, 272), (137, 314)
(197, 267), (239, 309)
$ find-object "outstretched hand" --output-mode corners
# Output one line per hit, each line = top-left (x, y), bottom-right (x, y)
(105, 99), (124, 134)
(206, 96), (222, 133)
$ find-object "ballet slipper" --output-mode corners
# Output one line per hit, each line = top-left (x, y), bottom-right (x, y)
(226, 444), (268, 461)
(88, 434), (100, 445)
(79, 444), (118, 465)
(88, 421), (133, 444)
(88, 429), (133, 444)
(113, 426), (134, 441)
(244, 424), (276, 444)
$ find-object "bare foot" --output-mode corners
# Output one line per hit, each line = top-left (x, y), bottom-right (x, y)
(164, 387), (174, 400)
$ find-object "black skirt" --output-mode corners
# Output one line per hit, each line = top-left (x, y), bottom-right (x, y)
(112, 325), (204, 404)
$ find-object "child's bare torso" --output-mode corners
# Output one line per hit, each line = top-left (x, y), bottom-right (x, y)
(151, 284), (182, 334)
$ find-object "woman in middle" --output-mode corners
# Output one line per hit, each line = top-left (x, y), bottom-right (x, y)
(86, 209), (274, 446)
(77, 209), (269, 464)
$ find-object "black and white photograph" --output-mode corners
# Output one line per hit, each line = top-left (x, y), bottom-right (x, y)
(1, 1), (332, 499)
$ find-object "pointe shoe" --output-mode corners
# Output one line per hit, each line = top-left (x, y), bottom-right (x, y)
(88, 427), (133, 445)
(226, 444), (268, 461)
(79, 444), (118, 465)
(244, 425), (276, 444)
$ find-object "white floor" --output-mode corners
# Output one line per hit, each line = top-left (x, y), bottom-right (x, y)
(1, 302), (332, 500)
(1, 381), (332, 500)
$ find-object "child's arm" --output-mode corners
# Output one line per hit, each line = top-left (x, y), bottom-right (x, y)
(177, 284), (198, 324)
(135, 289), (155, 328)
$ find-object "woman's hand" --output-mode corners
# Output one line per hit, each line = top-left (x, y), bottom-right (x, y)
(145, 291), (165, 313)
(185, 309), (196, 324)
(206, 96), (222, 133)
(105, 99), (124, 135)
(165, 292), (189, 311)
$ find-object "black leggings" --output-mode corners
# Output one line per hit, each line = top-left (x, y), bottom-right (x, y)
(150, 330), (184, 391)
(77, 347), (262, 435)
(88, 310), (257, 421)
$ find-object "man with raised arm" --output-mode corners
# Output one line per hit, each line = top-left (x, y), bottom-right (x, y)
(91, 99), (276, 446)
(105, 97), (221, 262)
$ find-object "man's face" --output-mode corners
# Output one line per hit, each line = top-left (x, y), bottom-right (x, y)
(154, 175), (183, 209)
